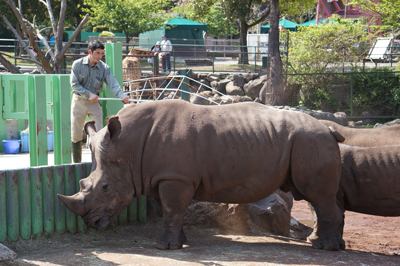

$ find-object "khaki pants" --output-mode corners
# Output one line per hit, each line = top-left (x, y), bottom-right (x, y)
(71, 94), (103, 143)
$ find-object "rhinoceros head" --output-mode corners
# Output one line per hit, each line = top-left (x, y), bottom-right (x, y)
(58, 116), (135, 230)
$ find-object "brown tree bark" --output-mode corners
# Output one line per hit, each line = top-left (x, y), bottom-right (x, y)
(263, 0), (285, 106)
(238, 19), (249, 65)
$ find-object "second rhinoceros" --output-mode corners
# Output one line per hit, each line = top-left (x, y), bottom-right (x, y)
(307, 143), (400, 243)
(58, 100), (345, 251)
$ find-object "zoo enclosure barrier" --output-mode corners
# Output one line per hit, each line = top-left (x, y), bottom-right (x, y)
(286, 71), (400, 120)
(0, 163), (147, 242)
(2, 37), (400, 75)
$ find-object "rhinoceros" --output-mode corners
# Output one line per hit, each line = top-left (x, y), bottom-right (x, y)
(58, 100), (345, 251)
(307, 143), (400, 243)
(319, 120), (400, 147)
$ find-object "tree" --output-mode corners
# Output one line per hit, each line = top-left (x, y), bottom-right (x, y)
(172, 2), (239, 39)
(0, 0), (89, 74)
(84, 0), (169, 46)
(348, 0), (400, 32)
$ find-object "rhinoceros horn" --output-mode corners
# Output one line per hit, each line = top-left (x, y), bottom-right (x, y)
(57, 193), (87, 216)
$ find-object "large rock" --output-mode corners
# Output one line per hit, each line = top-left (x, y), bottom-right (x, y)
(206, 73), (221, 83)
(245, 71), (260, 82)
(225, 81), (244, 96)
(185, 201), (249, 233)
(217, 95), (253, 104)
(308, 110), (348, 126)
(0, 243), (17, 262)
(374, 118), (400, 128)
(216, 79), (230, 94)
(231, 74), (246, 88)
(248, 190), (293, 237)
(243, 75), (268, 100)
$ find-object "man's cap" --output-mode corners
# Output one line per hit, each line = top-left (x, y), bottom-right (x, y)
(162, 34), (167, 37)
(156, 41), (161, 45)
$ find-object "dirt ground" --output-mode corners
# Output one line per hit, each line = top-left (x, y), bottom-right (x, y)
(2, 200), (400, 266)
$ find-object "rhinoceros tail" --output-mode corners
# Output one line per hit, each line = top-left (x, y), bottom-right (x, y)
(328, 126), (345, 142)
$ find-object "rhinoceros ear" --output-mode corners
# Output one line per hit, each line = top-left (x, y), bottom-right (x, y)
(105, 116), (121, 141)
(84, 121), (97, 136)
(57, 193), (87, 216)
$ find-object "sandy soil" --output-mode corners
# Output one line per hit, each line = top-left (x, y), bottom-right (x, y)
(2, 200), (400, 266)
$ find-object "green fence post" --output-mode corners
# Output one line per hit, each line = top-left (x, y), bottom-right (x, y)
(173, 50), (175, 72)
(28, 76), (48, 167)
(65, 165), (76, 234)
(104, 43), (124, 125)
(19, 169), (31, 240)
(42, 166), (55, 236)
(75, 164), (87, 233)
(53, 75), (72, 165)
(54, 165), (66, 234)
(138, 196), (147, 223)
(0, 76), (6, 152)
(0, 171), (6, 242)
(128, 198), (138, 223)
(6, 170), (19, 241)
(30, 167), (43, 238)
(179, 69), (191, 101)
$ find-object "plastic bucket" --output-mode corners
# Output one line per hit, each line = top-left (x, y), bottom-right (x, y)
(21, 132), (29, 152)
(3, 140), (21, 154)
(19, 131), (54, 152)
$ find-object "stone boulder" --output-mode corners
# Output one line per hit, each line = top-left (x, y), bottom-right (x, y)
(243, 75), (268, 100)
(0, 243), (17, 262)
(245, 71), (260, 82)
(231, 74), (246, 88)
(226, 81), (244, 96)
(185, 201), (249, 234)
(206, 73), (221, 83)
(374, 118), (400, 128)
(247, 189), (293, 237)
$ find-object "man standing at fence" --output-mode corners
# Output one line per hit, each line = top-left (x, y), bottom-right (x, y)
(70, 40), (130, 163)
(161, 34), (172, 73)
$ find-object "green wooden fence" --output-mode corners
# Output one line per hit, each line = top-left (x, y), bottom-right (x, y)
(0, 43), (147, 242)
(0, 162), (147, 242)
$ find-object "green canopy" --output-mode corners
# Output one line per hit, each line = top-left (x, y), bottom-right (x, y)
(139, 17), (207, 49)
(261, 19), (299, 33)
(300, 18), (328, 26)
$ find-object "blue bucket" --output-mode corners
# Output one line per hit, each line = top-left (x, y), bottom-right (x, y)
(3, 140), (21, 154)
(19, 131), (54, 152)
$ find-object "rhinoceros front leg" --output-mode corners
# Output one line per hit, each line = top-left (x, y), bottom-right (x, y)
(156, 180), (195, 250)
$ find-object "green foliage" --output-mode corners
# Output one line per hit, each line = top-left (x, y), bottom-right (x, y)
(99, 31), (115, 37)
(84, 0), (169, 39)
(351, 68), (400, 116)
(349, 0), (400, 32)
(93, 26), (109, 33)
(172, 2), (238, 38)
(287, 16), (370, 110)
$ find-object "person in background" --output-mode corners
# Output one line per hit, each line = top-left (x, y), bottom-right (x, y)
(148, 41), (161, 68)
(70, 40), (130, 163)
(160, 34), (172, 73)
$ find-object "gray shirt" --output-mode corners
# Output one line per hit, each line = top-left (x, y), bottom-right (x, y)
(70, 56), (127, 99)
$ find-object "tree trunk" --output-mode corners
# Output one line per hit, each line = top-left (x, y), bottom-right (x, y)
(0, 54), (22, 73)
(238, 19), (249, 65)
(263, 0), (285, 106)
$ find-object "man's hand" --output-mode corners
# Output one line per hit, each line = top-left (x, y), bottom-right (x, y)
(122, 96), (130, 104)
(88, 92), (99, 102)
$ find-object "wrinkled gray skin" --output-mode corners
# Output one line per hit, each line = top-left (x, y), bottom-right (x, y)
(307, 120), (400, 243)
(58, 100), (345, 251)
(319, 120), (400, 147)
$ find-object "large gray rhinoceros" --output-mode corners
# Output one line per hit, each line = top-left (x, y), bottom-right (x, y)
(319, 120), (400, 146)
(58, 100), (345, 251)
(307, 143), (400, 243)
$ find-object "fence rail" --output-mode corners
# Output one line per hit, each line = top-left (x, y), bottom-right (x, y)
(0, 163), (146, 242)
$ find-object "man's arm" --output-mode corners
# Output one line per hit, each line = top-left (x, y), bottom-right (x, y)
(104, 66), (130, 103)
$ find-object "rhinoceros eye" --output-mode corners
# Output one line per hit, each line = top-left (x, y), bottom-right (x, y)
(102, 184), (110, 192)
